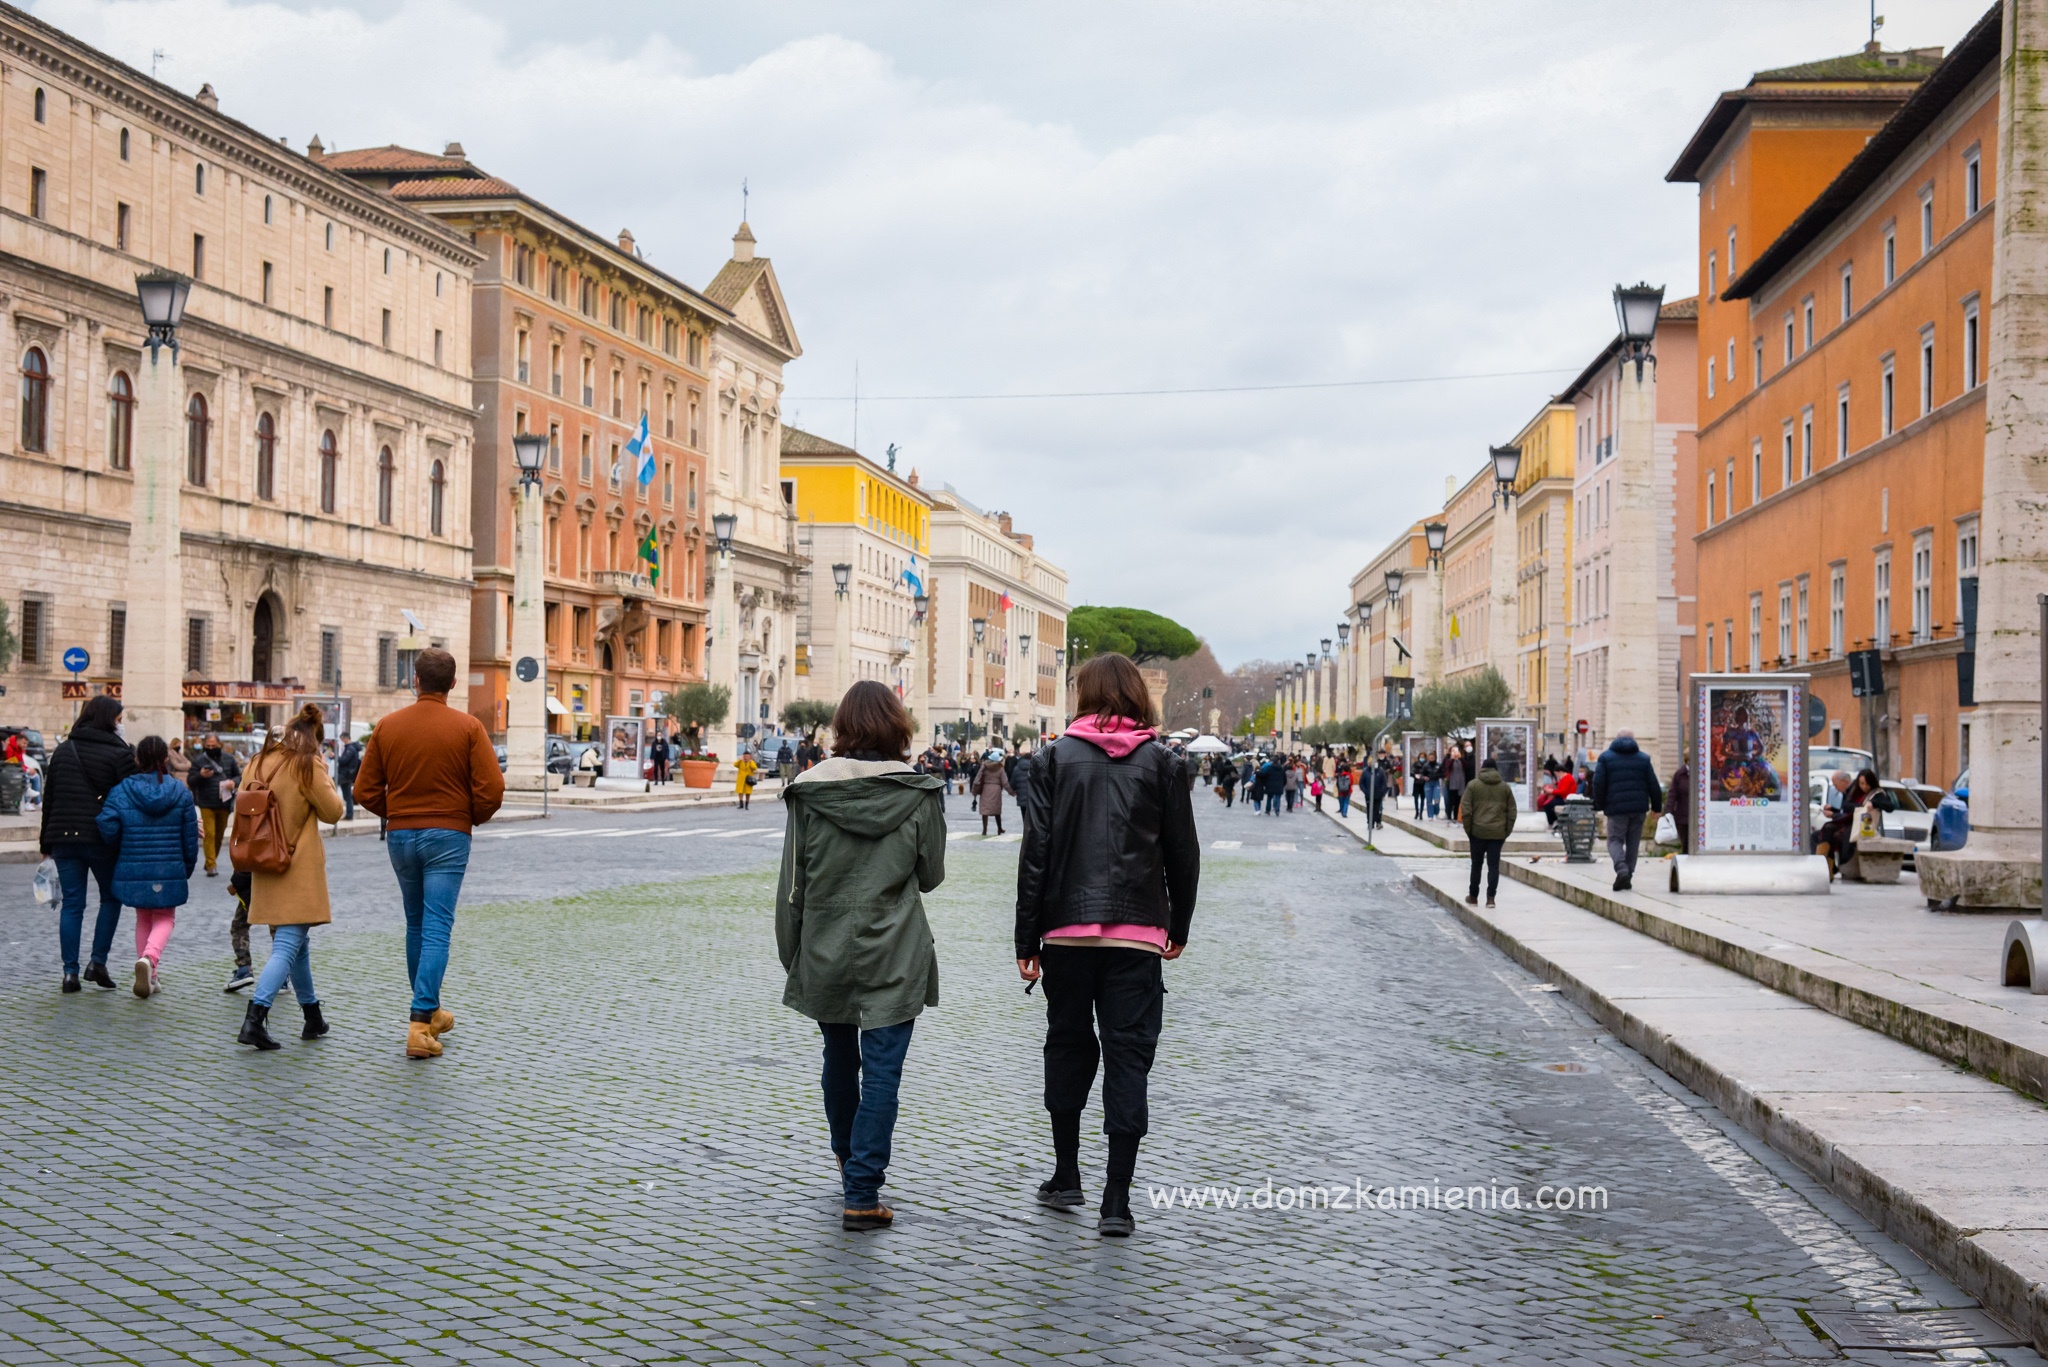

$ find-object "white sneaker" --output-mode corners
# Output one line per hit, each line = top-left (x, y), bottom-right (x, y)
(132, 957), (153, 998)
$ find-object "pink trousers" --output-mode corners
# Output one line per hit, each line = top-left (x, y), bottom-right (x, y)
(134, 908), (175, 966)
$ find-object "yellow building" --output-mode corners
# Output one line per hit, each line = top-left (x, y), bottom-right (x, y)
(1510, 402), (1576, 748)
(780, 428), (933, 717)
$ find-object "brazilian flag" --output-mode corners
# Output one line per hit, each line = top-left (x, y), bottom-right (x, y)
(638, 527), (659, 585)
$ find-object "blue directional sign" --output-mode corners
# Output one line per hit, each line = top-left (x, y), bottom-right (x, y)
(62, 647), (89, 674)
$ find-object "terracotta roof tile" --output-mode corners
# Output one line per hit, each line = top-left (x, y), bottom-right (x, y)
(704, 258), (767, 309)
(388, 175), (521, 201)
(319, 144), (469, 174)
(780, 425), (857, 457)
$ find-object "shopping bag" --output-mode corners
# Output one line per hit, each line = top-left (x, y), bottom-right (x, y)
(1654, 812), (1678, 845)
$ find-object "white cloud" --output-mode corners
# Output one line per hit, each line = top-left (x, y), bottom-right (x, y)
(29, 0), (1994, 665)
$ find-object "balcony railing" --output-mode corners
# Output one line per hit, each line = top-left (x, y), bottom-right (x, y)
(593, 569), (652, 599)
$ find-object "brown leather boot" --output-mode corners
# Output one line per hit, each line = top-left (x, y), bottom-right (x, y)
(428, 1008), (454, 1037)
(406, 1021), (443, 1058)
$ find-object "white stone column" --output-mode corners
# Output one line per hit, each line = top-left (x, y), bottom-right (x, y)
(1272, 682), (1283, 746)
(1416, 569), (1443, 689)
(1606, 359), (1666, 771)
(708, 541), (738, 764)
(123, 343), (184, 744)
(1489, 495), (1517, 698)
(505, 479), (546, 790)
(833, 585), (851, 703)
(1921, 0), (2048, 908)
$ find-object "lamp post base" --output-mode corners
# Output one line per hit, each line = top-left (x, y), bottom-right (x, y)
(1917, 834), (2043, 911)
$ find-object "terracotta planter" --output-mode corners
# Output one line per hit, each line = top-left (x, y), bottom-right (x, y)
(679, 759), (717, 790)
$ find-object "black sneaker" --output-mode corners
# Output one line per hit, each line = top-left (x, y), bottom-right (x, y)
(223, 965), (255, 993)
(82, 962), (116, 990)
(61, 974), (80, 994)
(1098, 1187), (1135, 1237)
(1614, 874), (1632, 892)
(1036, 1178), (1084, 1210)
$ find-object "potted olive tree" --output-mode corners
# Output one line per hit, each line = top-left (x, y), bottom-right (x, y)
(660, 682), (731, 789)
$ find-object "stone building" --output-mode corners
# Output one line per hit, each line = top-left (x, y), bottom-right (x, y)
(0, 10), (477, 741)
(924, 488), (1067, 747)
(323, 144), (718, 741)
(1507, 402), (1575, 747)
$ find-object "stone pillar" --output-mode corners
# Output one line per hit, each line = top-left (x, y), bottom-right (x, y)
(505, 480), (546, 790)
(1273, 682), (1283, 746)
(708, 540), (738, 765)
(123, 343), (184, 744)
(833, 586), (851, 703)
(1606, 358), (1666, 771)
(1921, 0), (2048, 908)
(1489, 494), (1517, 699)
(1335, 633), (1350, 724)
(1417, 569), (1444, 689)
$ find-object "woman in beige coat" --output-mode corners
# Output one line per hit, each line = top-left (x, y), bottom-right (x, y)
(236, 703), (344, 1051)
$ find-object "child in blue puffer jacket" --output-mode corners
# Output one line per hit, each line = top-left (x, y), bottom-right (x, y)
(96, 735), (199, 998)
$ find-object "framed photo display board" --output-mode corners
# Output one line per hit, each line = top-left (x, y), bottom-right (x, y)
(1691, 674), (1809, 854)
(1475, 717), (1537, 811)
(604, 715), (646, 780)
(1401, 732), (1442, 785)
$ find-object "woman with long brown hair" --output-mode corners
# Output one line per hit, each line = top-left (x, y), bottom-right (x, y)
(236, 703), (345, 1050)
(1015, 652), (1200, 1236)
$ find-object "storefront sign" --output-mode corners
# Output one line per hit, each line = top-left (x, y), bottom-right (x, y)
(61, 679), (299, 702)
(1691, 673), (1809, 855)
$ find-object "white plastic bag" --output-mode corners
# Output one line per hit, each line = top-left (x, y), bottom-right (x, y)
(32, 857), (57, 904)
(1654, 812), (1678, 846)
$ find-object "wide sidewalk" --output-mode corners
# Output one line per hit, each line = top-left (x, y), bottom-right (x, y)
(1322, 798), (2048, 1352)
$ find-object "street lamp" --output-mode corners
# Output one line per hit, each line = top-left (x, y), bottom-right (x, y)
(831, 562), (852, 598)
(971, 616), (986, 644)
(1320, 637), (1331, 660)
(1336, 621), (1350, 645)
(1489, 444), (1522, 504)
(1424, 520), (1447, 569)
(1384, 567), (1404, 604)
(512, 431), (548, 488)
(1357, 601), (1372, 629)
(912, 591), (929, 625)
(135, 268), (192, 357)
(712, 511), (736, 556)
(1614, 281), (1665, 380)
(1054, 648), (1065, 670)
(507, 429), (552, 791)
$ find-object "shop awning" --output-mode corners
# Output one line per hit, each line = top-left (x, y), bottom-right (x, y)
(545, 695), (569, 715)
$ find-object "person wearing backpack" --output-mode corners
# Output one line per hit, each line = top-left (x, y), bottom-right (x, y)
(38, 694), (137, 992)
(233, 704), (345, 1049)
(94, 736), (198, 998)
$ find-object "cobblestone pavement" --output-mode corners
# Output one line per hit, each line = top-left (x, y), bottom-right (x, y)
(1, 791), (2037, 1364)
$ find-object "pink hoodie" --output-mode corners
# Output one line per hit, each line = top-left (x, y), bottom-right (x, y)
(1063, 713), (1157, 758)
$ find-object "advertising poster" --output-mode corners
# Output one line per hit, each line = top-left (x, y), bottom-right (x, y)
(1476, 718), (1536, 811)
(1692, 675), (1807, 854)
(1401, 732), (1441, 785)
(603, 715), (646, 780)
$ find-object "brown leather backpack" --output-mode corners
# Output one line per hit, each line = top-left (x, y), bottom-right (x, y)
(229, 759), (298, 875)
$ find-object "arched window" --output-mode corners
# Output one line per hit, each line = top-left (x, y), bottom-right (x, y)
(319, 430), (339, 514)
(32, 88), (44, 123)
(19, 348), (48, 452)
(255, 412), (277, 501)
(376, 445), (394, 525)
(263, 194), (273, 225)
(118, 127), (129, 160)
(429, 459), (446, 537)
(185, 392), (209, 485)
(106, 371), (133, 469)
(194, 162), (206, 195)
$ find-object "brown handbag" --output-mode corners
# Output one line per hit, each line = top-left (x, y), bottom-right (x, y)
(229, 759), (299, 876)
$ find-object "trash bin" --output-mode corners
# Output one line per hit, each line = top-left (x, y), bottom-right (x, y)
(1557, 795), (1596, 863)
(1931, 793), (1970, 852)
(0, 761), (22, 816)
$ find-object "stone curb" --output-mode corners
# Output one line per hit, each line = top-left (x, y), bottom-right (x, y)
(1379, 809), (1560, 855)
(1405, 868), (2048, 1356)
(1497, 855), (2048, 1105)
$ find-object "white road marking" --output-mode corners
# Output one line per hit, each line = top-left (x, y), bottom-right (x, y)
(704, 827), (777, 839)
(947, 831), (974, 841)
(589, 827), (676, 838)
(1212, 840), (1242, 849)
(646, 828), (713, 839)
(1267, 843), (1296, 852)
(507, 826), (624, 839)
(986, 833), (1021, 843)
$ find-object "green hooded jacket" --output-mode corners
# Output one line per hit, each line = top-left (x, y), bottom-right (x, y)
(1460, 768), (1520, 841)
(775, 757), (948, 1028)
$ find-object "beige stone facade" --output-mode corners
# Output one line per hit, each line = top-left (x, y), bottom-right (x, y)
(0, 11), (477, 741)
(924, 487), (1067, 746)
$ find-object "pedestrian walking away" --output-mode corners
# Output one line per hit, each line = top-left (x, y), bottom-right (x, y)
(37, 694), (138, 992)
(236, 703), (346, 1050)
(1334, 762), (1354, 818)
(334, 736), (364, 823)
(1589, 729), (1663, 892)
(352, 647), (506, 1059)
(975, 748), (1013, 836)
(1460, 757), (1516, 908)
(775, 681), (946, 1232)
(94, 735), (199, 999)
(1011, 742), (1037, 834)
(1016, 652), (1199, 1238)
(188, 733), (242, 876)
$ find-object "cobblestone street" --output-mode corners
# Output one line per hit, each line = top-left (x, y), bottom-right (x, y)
(0, 797), (2027, 1364)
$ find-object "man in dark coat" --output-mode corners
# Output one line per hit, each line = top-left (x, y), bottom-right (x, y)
(335, 738), (364, 821)
(1665, 761), (1692, 855)
(1589, 730), (1664, 892)
(38, 694), (137, 989)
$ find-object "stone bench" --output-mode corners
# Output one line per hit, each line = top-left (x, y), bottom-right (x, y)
(1841, 837), (1915, 884)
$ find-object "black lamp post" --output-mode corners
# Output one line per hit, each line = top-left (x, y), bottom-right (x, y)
(1336, 621), (1350, 647)
(1489, 444), (1522, 505)
(831, 562), (851, 598)
(135, 268), (192, 357)
(1614, 281), (1666, 380)
(912, 591), (929, 625)
(1424, 520), (1447, 569)
(512, 432), (548, 489)
(712, 511), (736, 557)
(1384, 567), (1404, 606)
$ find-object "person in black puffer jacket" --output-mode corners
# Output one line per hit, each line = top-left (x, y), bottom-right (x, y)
(38, 694), (138, 991)
(1016, 652), (1199, 1238)
(1589, 730), (1664, 892)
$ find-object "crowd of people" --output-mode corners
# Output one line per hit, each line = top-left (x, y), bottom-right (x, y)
(36, 648), (504, 1058)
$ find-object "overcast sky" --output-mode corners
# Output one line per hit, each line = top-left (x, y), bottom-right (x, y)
(32, 0), (1995, 667)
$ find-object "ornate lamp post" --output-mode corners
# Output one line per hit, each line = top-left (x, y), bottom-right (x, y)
(1424, 520), (1447, 569)
(1614, 281), (1666, 380)
(970, 616), (987, 742)
(123, 269), (195, 744)
(831, 561), (853, 700)
(506, 430), (551, 790)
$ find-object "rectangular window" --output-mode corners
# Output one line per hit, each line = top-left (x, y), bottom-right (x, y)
(1749, 594), (1763, 670)
(1796, 576), (1810, 662)
(185, 614), (207, 675)
(1881, 355), (1896, 435)
(192, 233), (205, 280)
(1778, 585), (1793, 662)
(1830, 563), (1846, 657)
(581, 357), (594, 407)
(29, 167), (46, 220)
(377, 634), (397, 688)
(579, 432), (592, 482)
(1783, 312), (1795, 363)
(1921, 186), (1935, 254)
(1705, 625), (1715, 672)
(1707, 472), (1717, 525)
(116, 202), (129, 251)
(516, 329), (530, 384)
(1912, 532), (1934, 643)
(319, 628), (339, 686)
(381, 309), (393, 348)
(107, 606), (126, 671)
(16, 599), (45, 666)
(608, 442), (621, 491)
(261, 260), (273, 305)
(551, 342), (563, 397)
(1725, 459), (1735, 515)
(514, 243), (533, 287)
(1753, 338), (1763, 388)
(1840, 263), (1853, 320)
(688, 468), (698, 512)
(1801, 407), (1813, 478)
(433, 329), (443, 368)
(1726, 337), (1736, 384)
(1920, 326), (1935, 416)
(1874, 548), (1892, 646)
(1957, 516), (1980, 617)
(323, 286), (334, 328)
(1751, 440), (1762, 506)
(1964, 297), (1981, 389)
(1966, 148), (1982, 214)
(1781, 420), (1794, 488)
(610, 368), (623, 419)
(1727, 226), (1737, 276)
(1883, 224), (1897, 286)
(1837, 384), (1851, 460)
(548, 420), (561, 474)
(662, 459), (673, 506)
(1725, 621), (1735, 675)
(663, 389), (676, 439)
(1707, 356), (1716, 399)
(1707, 252), (1717, 297)
(1802, 295), (1815, 350)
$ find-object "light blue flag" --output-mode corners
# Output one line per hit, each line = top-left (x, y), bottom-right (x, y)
(629, 412), (654, 485)
(901, 553), (925, 596)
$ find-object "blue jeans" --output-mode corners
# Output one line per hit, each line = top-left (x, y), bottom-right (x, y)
(1264, 792), (1280, 815)
(253, 924), (317, 1007)
(53, 842), (121, 975)
(386, 828), (472, 1016)
(819, 1019), (915, 1208)
(1337, 793), (1350, 818)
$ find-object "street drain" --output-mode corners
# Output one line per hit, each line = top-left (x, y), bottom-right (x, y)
(1527, 1060), (1602, 1075)
(1809, 1309), (2024, 1349)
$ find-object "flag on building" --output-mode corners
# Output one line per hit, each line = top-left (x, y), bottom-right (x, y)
(901, 553), (924, 596)
(998, 591), (1014, 611)
(1448, 613), (1461, 640)
(629, 412), (655, 486)
(638, 527), (659, 585)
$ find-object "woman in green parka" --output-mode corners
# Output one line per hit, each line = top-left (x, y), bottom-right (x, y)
(776, 680), (948, 1231)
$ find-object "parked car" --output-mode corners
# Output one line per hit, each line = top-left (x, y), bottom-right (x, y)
(493, 745), (508, 773)
(1, 725), (47, 765)
(1809, 744), (1876, 775)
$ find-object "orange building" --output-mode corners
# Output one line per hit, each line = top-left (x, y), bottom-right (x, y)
(327, 145), (722, 739)
(1676, 17), (1996, 785)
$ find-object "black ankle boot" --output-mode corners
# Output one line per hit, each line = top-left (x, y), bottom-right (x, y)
(300, 1001), (329, 1040)
(1097, 1183), (1134, 1236)
(237, 1002), (281, 1051)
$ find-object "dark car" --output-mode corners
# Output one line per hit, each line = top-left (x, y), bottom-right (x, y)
(1, 725), (47, 764)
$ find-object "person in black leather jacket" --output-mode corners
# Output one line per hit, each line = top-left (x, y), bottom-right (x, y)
(38, 694), (138, 991)
(1016, 652), (1199, 1238)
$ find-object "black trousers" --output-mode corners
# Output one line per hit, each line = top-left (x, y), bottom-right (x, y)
(1041, 945), (1164, 1137)
(1468, 837), (1505, 899)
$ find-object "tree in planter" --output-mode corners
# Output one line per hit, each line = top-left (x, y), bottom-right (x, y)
(659, 682), (731, 757)
(780, 699), (836, 743)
